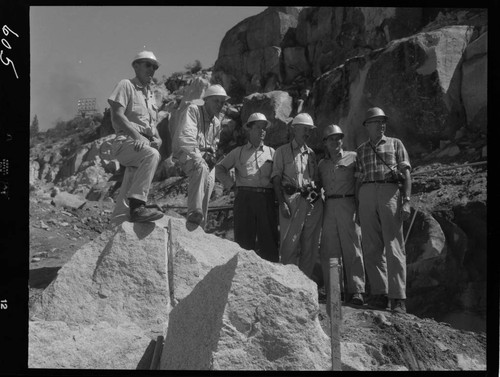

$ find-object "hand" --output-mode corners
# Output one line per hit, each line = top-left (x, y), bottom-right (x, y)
(401, 201), (411, 221)
(133, 139), (148, 151)
(150, 137), (162, 150)
(280, 202), (291, 218)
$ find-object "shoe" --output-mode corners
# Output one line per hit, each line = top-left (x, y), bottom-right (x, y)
(186, 210), (203, 226)
(368, 294), (389, 310)
(130, 205), (164, 223)
(391, 299), (407, 314)
(349, 293), (364, 306)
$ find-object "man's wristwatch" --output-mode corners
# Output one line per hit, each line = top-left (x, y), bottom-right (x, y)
(402, 196), (411, 203)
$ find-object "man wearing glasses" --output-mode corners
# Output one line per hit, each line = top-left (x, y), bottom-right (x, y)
(107, 51), (164, 223)
(355, 107), (412, 314)
(172, 84), (229, 230)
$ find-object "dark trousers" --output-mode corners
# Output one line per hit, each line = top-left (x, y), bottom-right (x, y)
(234, 189), (279, 263)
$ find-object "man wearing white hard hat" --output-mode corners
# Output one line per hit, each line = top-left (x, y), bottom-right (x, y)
(215, 113), (279, 262)
(172, 84), (229, 230)
(318, 124), (366, 311)
(355, 107), (412, 314)
(107, 51), (163, 223)
(271, 113), (323, 278)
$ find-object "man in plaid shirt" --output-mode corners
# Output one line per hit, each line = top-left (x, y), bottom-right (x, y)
(355, 107), (412, 314)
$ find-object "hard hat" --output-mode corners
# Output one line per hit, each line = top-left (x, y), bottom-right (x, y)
(291, 113), (316, 128)
(244, 112), (271, 128)
(323, 124), (344, 140)
(202, 84), (230, 101)
(132, 51), (160, 68)
(363, 107), (388, 125)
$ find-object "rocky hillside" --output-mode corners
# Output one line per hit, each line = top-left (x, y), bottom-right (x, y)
(29, 6), (489, 371)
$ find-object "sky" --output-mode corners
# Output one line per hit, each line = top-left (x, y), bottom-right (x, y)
(30, 6), (267, 131)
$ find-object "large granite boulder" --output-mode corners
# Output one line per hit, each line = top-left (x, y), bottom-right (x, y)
(160, 244), (331, 370)
(29, 216), (331, 370)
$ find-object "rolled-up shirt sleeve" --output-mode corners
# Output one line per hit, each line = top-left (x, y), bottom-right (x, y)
(177, 105), (202, 160)
(271, 147), (284, 181)
(215, 148), (237, 189)
(395, 139), (411, 171)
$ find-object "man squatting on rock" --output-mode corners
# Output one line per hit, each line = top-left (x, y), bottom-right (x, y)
(171, 84), (229, 230)
(107, 51), (164, 223)
(215, 113), (280, 263)
(355, 107), (412, 314)
(318, 124), (366, 311)
(271, 113), (323, 279)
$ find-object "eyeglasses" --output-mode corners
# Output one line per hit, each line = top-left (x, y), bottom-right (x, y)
(138, 60), (158, 71)
(365, 120), (385, 126)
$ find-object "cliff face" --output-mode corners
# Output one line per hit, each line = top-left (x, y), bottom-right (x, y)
(214, 7), (487, 154)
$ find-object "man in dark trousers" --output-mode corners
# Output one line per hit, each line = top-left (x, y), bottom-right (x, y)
(355, 107), (412, 314)
(215, 113), (279, 262)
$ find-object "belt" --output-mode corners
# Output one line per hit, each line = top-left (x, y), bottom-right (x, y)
(237, 186), (273, 193)
(327, 194), (354, 199)
(363, 180), (398, 184)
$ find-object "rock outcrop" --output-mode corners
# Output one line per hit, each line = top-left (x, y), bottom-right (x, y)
(29, 216), (331, 370)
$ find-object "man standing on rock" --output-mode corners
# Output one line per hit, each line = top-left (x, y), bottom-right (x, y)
(318, 124), (366, 309)
(355, 107), (412, 314)
(215, 113), (279, 262)
(107, 51), (164, 223)
(172, 84), (229, 230)
(271, 113), (323, 278)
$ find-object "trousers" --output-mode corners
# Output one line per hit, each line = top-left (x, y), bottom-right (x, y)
(320, 197), (365, 299)
(358, 183), (406, 299)
(111, 136), (160, 224)
(180, 158), (215, 229)
(279, 192), (323, 278)
(234, 189), (279, 262)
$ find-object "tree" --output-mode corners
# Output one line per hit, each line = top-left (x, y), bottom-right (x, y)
(30, 115), (39, 137)
(184, 59), (202, 74)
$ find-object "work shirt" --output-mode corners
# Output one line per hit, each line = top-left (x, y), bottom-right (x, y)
(215, 142), (275, 189)
(172, 103), (221, 162)
(318, 150), (357, 196)
(356, 135), (411, 182)
(271, 139), (318, 188)
(107, 77), (158, 138)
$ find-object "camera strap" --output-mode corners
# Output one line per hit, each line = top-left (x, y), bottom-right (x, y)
(369, 142), (397, 173)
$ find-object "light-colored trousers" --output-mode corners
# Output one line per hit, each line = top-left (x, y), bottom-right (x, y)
(180, 158), (215, 229)
(358, 182), (406, 299)
(279, 193), (323, 278)
(111, 136), (160, 224)
(320, 197), (365, 296)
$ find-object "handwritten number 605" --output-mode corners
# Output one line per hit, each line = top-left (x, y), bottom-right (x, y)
(1, 25), (19, 79)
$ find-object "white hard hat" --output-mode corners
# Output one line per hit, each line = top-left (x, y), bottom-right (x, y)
(202, 84), (230, 101)
(323, 124), (344, 140)
(132, 51), (160, 68)
(291, 113), (316, 128)
(244, 113), (271, 128)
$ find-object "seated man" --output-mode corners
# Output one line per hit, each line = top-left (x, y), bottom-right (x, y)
(171, 84), (229, 230)
(107, 50), (164, 223)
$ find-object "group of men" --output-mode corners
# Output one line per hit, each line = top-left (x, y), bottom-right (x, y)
(107, 51), (412, 315)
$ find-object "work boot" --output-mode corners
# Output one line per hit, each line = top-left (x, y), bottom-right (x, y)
(391, 299), (407, 314)
(186, 210), (204, 226)
(349, 292), (364, 306)
(368, 294), (388, 310)
(130, 205), (164, 223)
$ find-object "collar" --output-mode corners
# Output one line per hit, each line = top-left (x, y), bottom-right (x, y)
(368, 135), (387, 147)
(245, 141), (265, 151)
(291, 139), (309, 154)
(131, 76), (150, 91)
(329, 149), (344, 161)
